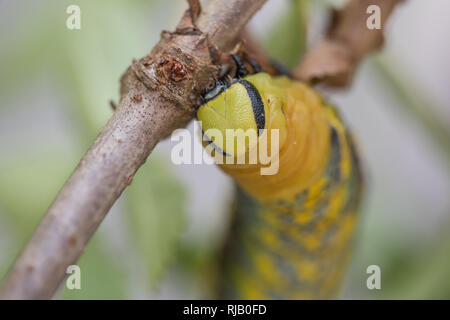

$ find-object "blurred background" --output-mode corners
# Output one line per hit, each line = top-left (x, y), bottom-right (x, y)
(0, 0), (449, 299)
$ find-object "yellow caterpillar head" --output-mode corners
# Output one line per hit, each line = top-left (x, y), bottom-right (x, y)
(197, 73), (287, 159)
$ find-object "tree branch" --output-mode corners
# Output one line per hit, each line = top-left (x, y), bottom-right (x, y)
(293, 0), (403, 86)
(0, 0), (267, 300)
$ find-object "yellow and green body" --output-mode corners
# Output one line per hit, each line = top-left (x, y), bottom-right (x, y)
(197, 73), (364, 299)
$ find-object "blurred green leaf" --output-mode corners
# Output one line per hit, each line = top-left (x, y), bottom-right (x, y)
(0, 2), (56, 100)
(379, 226), (450, 299)
(263, 0), (309, 69)
(343, 211), (420, 299)
(58, 237), (127, 300)
(0, 148), (77, 281)
(125, 158), (186, 287)
(0, 148), (77, 236)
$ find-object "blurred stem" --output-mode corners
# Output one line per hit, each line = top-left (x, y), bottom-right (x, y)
(372, 56), (450, 170)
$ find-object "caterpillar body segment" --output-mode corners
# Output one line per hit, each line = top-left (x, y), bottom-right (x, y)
(197, 72), (364, 299)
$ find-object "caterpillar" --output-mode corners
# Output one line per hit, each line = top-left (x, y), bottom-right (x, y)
(197, 58), (364, 299)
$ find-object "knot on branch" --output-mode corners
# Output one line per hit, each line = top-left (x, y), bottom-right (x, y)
(160, 57), (191, 83)
(125, 10), (221, 113)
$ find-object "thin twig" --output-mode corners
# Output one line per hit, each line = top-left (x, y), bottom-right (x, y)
(0, 0), (267, 300)
(293, 0), (403, 86)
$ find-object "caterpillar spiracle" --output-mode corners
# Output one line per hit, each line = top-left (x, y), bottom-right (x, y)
(197, 69), (364, 299)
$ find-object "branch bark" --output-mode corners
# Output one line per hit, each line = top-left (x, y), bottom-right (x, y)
(0, 0), (267, 300)
(293, 0), (403, 86)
